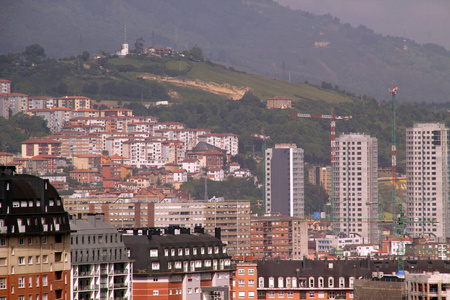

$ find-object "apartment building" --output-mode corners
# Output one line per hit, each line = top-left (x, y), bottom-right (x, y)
(0, 166), (72, 300)
(70, 213), (133, 300)
(58, 96), (91, 110)
(21, 137), (61, 158)
(63, 197), (251, 256)
(265, 144), (305, 218)
(405, 123), (449, 239)
(122, 226), (233, 300)
(231, 260), (258, 300)
(0, 79), (11, 94)
(335, 133), (378, 244)
(27, 96), (58, 110)
(250, 215), (308, 260)
(198, 133), (239, 157)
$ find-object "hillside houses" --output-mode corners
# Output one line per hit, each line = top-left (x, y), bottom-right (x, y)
(1, 78), (253, 198)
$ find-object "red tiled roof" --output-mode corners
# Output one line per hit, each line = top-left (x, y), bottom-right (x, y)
(70, 169), (97, 173)
(0, 79), (11, 83)
(268, 96), (291, 100)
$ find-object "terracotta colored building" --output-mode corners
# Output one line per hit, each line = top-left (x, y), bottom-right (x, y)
(69, 169), (99, 184)
(0, 166), (72, 300)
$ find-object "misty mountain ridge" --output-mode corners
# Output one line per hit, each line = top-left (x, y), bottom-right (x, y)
(2, 0), (450, 103)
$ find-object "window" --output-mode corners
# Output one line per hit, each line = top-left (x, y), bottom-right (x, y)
(28, 257), (33, 265)
(42, 237), (47, 244)
(0, 278), (6, 289)
(0, 239), (5, 246)
(150, 249), (158, 257)
(35, 256), (40, 264)
(239, 280), (245, 287)
(248, 268), (255, 275)
(269, 277), (274, 288)
(259, 277), (264, 288)
(153, 290), (159, 296)
(178, 248), (183, 256)
(249, 291), (255, 298)
(36, 275), (39, 287)
(164, 249), (169, 256)
(152, 262), (160, 270)
(19, 238), (24, 246)
(278, 291), (284, 298)
(248, 279), (255, 287)
(278, 277), (284, 288)
(43, 274), (48, 286)
(287, 291), (294, 298)
(269, 291), (275, 298)
(43, 255), (48, 263)
(185, 248), (190, 255)
(18, 296), (25, 300)
(18, 276), (25, 288)
(239, 292), (246, 298)
(238, 268), (245, 275)
(18, 257), (25, 265)
(28, 276), (32, 287)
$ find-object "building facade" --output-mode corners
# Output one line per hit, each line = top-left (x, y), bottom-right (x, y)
(250, 216), (308, 260)
(122, 226), (233, 300)
(406, 123), (449, 239)
(265, 144), (304, 218)
(0, 166), (72, 300)
(335, 133), (378, 244)
(70, 213), (133, 300)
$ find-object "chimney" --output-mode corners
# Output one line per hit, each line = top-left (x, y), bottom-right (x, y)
(215, 227), (221, 240)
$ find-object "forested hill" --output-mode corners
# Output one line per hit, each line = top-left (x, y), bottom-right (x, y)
(2, 0), (450, 103)
(1, 52), (449, 174)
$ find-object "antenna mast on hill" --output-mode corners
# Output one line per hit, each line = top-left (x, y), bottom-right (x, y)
(124, 25), (127, 43)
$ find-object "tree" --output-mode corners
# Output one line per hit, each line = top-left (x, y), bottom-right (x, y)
(80, 50), (90, 61)
(23, 44), (46, 64)
(188, 45), (204, 62)
(134, 37), (145, 54)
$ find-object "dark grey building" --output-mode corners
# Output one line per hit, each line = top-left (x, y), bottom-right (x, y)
(265, 144), (304, 218)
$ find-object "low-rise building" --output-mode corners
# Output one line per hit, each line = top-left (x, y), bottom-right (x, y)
(122, 226), (233, 300)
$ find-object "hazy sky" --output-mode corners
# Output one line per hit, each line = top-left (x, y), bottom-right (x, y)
(275, 0), (450, 50)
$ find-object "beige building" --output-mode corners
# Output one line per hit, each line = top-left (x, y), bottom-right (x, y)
(63, 196), (251, 256)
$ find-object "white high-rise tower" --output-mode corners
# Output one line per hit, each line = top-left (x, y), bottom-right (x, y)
(406, 123), (449, 239)
(335, 133), (378, 244)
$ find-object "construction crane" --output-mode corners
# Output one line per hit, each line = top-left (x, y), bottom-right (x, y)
(289, 108), (352, 231)
(252, 129), (270, 213)
(390, 83), (399, 228)
(389, 82), (405, 274)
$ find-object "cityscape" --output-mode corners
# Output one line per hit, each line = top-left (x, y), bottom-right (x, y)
(2, 1), (450, 300)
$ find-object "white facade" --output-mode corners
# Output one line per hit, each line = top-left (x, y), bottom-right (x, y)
(198, 133), (239, 156)
(406, 123), (449, 239)
(335, 133), (378, 244)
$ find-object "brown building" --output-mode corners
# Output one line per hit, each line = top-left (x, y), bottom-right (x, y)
(69, 169), (99, 184)
(251, 215), (308, 260)
(0, 166), (72, 300)
(21, 138), (61, 158)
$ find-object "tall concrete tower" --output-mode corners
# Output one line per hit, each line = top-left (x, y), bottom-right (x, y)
(265, 144), (304, 218)
(335, 133), (378, 244)
(406, 123), (449, 239)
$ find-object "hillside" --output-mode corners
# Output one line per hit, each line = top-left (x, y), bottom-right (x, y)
(2, 0), (450, 103)
(1, 54), (449, 172)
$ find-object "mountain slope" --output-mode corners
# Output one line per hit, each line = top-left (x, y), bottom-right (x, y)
(2, 0), (450, 103)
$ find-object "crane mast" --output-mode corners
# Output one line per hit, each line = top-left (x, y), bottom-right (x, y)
(252, 129), (270, 213)
(290, 108), (351, 230)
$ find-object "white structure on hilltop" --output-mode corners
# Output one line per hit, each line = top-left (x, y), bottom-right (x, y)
(117, 26), (129, 56)
(406, 123), (449, 239)
(335, 133), (378, 244)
